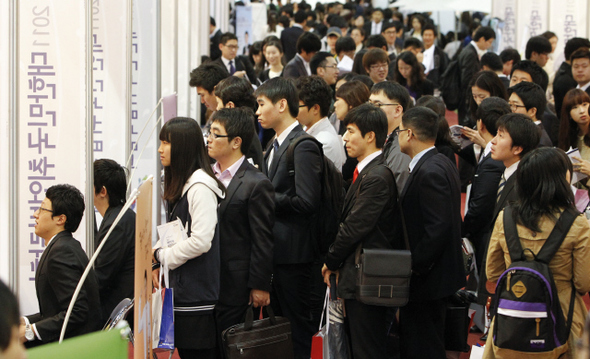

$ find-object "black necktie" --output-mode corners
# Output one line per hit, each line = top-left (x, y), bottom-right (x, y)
(229, 60), (235, 75)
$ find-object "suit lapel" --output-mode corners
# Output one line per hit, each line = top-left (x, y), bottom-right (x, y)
(493, 174), (516, 220)
(400, 148), (437, 200)
(36, 231), (68, 281)
(218, 161), (247, 219)
(342, 156), (382, 218)
(297, 57), (307, 76)
(268, 124), (302, 180)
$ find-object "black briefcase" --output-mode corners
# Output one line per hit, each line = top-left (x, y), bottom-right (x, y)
(222, 306), (294, 359)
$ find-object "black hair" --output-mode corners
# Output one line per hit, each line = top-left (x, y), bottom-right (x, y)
(365, 34), (387, 49)
(336, 36), (356, 55)
(329, 15), (347, 29)
(383, 8), (393, 20)
(310, 51), (333, 75)
(214, 76), (257, 112)
(189, 63), (228, 93)
(559, 88), (590, 151)
(525, 36), (552, 59)
(381, 22), (398, 33)
(401, 106), (439, 142)
(371, 81), (411, 112)
(94, 159), (128, 207)
(350, 75), (374, 90)
(278, 15), (291, 29)
(296, 75), (333, 118)
(403, 37), (424, 51)
(394, 51), (426, 90)
(513, 147), (575, 232)
(362, 48), (389, 70)
(571, 48), (590, 64)
(307, 10), (317, 22)
(422, 23), (437, 37)
(45, 184), (85, 233)
(159, 117), (225, 203)
(508, 81), (546, 119)
(220, 32), (238, 45)
(0, 280), (19, 352)
(337, 72), (357, 84)
(343, 103), (388, 149)
(415, 95), (459, 151)
(469, 70), (508, 119)
(209, 108), (255, 155)
(255, 77), (299, 118)
(480, 52), (503, 72)
(476, 97), (511, 136)
(336, 80), (371, 108)
(496, 113), (541, 158)
(500, 48), (521, 64)
(473, 26), (496, 41)
(540, 31), (557, 41)
(294, 10), (307, 24)
(296, 31), (322, 54)
(510, 60), (548, 91)
(210, 16), (216, 27)
(564, 37), (590, 61)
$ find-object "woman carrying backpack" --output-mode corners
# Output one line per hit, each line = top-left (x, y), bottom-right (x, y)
(484, 147), (590, 359)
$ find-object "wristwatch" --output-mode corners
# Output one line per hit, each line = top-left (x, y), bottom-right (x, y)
(25, 324), (35, 341)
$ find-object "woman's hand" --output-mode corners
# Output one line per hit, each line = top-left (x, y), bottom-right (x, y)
(573, 156), (590, 176)
(461, 126), (486, 148)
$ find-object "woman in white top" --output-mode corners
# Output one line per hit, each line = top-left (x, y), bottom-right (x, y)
(258, 40), (284, 83)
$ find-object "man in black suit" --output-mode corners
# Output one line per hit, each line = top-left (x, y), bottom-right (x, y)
(554, 38), (590, 117)
(281, 10), (306, 63)
(283, 32), (321, 79)
(21, 184), (101, 346)
(255, 78), (323, 359)
(462, 98), (510, 268)
(207, 108), (275, 353)
(481, 52), (510, 90)
(457, 26), (496, 126)
(507, 81), (553, 147)
(422, 24), (449, 89)
(572, 49), (590, 96)
(93, 159), (135, 325)
(397, 107), (465, 359)
(213, 33), (257, 84)
(209, 16), (222, 61)
(322, 104), (398, 359)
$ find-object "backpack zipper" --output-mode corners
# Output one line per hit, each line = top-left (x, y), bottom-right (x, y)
(536, 318), (540, 336)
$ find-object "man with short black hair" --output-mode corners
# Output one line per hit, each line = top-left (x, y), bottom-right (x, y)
(421, 24), (449, 88)
(213, 32), (257, 84)
(364, 8), (385, 36)
(190, 62), (229, 112)
(310, 51), (340, 85)
(369, 81), (412, 189)
(499, 48), (521, 76)
(402, 37), (424, 61)
(481, 52), (509, 89)
(335, 36), (356, 74)
(281, 10), (307, 62)
(93, 159), (135, 325)
(525, 35), (552, 68)
(296, 75), (345, 169)
(351, 34), (395, 77)
(209, 16), (222, 61)
(508, 81), (552, 147)
(571, 49), (590, 95)
(458, 26), (496, 126)
(398, 107), (465, 359)
(284, 32), (322, 79)
(22, 185), (101, 346)
(255, 78), (323, 359)
(381, 22), (401, 56)
(554, 37), (590, 116)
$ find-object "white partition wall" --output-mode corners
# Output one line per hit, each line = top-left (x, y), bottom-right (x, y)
(211, 0), (230, 34)
(16, 0), (92, 314)
(549, 0), (588, 66)
(516, 0), (548, 54)
(492, 0), (518, 51)
(0, 0), (11, 286)
(177, 0), (191, 117)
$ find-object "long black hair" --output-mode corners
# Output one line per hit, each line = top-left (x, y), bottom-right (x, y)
(394, 51), (426, 92)
(558, 88), (590, 151)
(513, 147), (575, 232)
(159, 117), (224, 204)
(468, 70), (507, 120)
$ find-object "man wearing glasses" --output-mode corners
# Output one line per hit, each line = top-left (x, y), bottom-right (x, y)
(20, 184), (101, 346)
(213, 32), (257, 84)
(362, 48), (390, 83)
(369, 81), (412, 190)
(310, 52), (340, 86)
(507, 81), (552, 147)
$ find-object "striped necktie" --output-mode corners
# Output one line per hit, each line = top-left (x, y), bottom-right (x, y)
(496, 174), (506, 203)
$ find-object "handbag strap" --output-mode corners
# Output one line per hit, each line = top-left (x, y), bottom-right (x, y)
(244, 305), (278, 331)
(318, 287), (330, 331)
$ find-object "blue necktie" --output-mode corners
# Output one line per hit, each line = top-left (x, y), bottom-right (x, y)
(229, 60), (235, 75)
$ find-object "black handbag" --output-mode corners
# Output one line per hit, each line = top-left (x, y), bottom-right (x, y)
(221, 306), (294, 359)
(354, 166), (412, 307)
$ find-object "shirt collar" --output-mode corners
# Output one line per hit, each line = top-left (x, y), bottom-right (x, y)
(293, 23), (303, 29)
(470, 40), (487, 59)
(213, 155), (246, 184)
(409, 146), (436, 173)
(482, 141), (493, 158)
(577, 82), (590, 91)
(357, 150), (382, 174)
(277, 121), (299, 147)
(209, 28), (218, 39)
(504, 160), (520, 180)
(305, 117), (328, 135)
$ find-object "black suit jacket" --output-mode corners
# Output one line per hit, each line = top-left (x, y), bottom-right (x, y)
(537, 122), (553, 147)
(541, 107), (559, 146)
(281, 26), (304, 63)
(94, 205), (135, 324)
(400, 149), (465, 301)
(213, 56), (258, 84)
(457, 44), (480, 124)
(283, 55), (308, 79)
(462, 153), (504, 264)
(492, 172), (518, 225)
(28, 231), (101, 343)
(553, 61), (577, 118)
(262, 124), (322, 264)
(217, 160), (275, 306)
(325, 155), (398, 299)
(210, 29), (223, 61)
(425, 45), (450, 88)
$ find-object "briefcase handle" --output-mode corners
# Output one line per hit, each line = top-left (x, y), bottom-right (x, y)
(244, 305), (278, 331)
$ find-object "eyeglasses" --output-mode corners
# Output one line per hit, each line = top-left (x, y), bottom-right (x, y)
(508, 103), (527, 111)
(206, 131), (231, 140)
(224, 45), (239, 50)
(38, 207), (53, 214)
(321, 65), (339, 69)
(370, 64), (388, 70)
(299, 104), (308, 108)
(383, 31), (396, 35)
(368, 100), (400, 108)
(394, 128), (410, 136)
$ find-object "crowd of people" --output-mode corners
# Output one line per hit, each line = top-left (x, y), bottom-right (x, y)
(4, 2), (590, 359)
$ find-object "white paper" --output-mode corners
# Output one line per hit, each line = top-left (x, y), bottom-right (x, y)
(449, 125), (473, 150)
(156, 218), (187, 249)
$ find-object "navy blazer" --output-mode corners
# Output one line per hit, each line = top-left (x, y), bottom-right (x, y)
(28, 231), (102, 343)
(263, 124), (322, 264)
(400, 149), (465, 301)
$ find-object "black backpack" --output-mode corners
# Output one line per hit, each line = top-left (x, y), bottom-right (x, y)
(286, 135), (345, 259)
(439, 59), (462, 111)
(491, 206), (577, 355)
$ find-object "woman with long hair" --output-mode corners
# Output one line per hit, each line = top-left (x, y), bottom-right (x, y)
(259, 40), (284, 83)
(484, 147), (590, 359)
(468, 70), (508, 121)
(394, 51), (434, 101)
(154, 117), (225, 359)
(559, 89), (590, 180)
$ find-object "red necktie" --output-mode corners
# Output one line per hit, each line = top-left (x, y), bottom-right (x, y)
(353, 167), (359, 183)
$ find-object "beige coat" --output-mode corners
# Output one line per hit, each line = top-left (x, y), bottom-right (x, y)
(483, 210), (590, 359)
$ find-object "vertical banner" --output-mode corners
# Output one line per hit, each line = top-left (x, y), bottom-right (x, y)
(92, 0), (131, 165)
(492, 0), (517, 52)
(235, 6), (252, 56)
(131, 0), (160, 242)
(0, 0), (10, 284)
(517, 0), (548, 53)
(250, 3), (267, 43)
(177, 0), (190, 117)
(134, 178), (153, 359)
(549, 0), (587, 67)
(17, 0), (90, 315)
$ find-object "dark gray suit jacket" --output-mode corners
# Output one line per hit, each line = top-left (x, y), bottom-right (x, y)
(283, 55), (308, 79)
